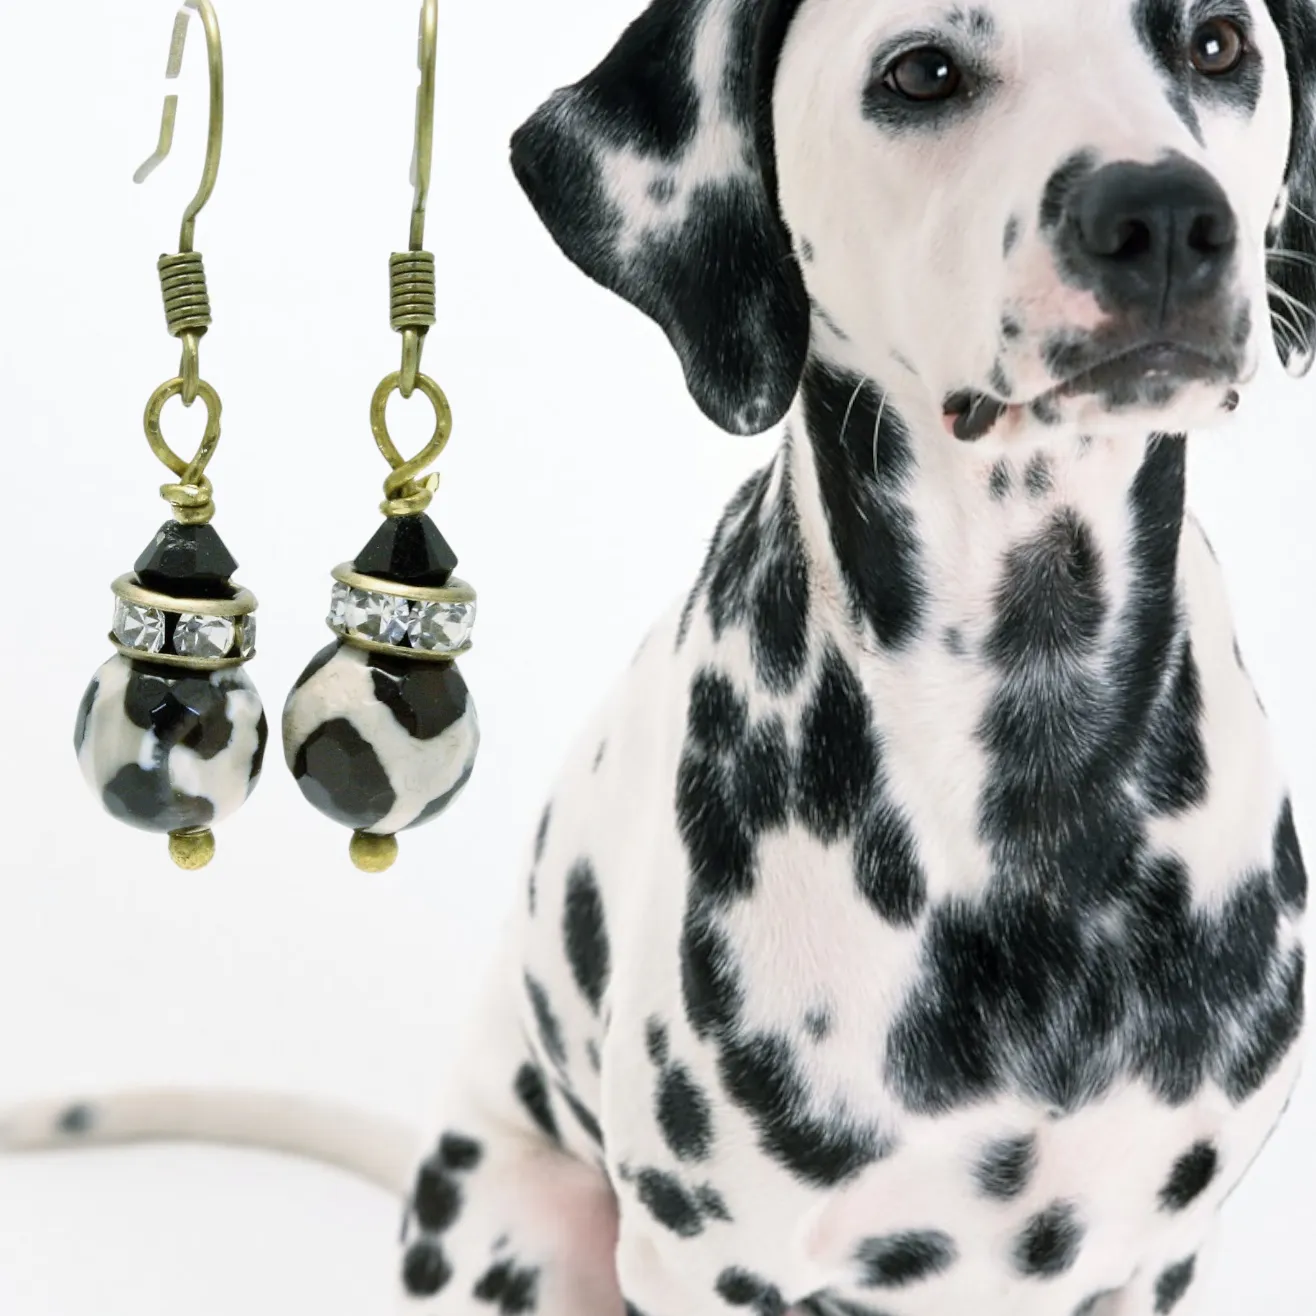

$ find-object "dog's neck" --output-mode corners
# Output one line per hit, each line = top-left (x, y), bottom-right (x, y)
(784, 351), (1188, 656)
(754, 350), (1196, 878)
(774, 351), (1190, 873)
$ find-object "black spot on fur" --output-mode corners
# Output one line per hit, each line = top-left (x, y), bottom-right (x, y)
(563, 859), (611, 1011)
(657, 1061), (714, 1161)
(975, 1134), (1037, 1200)
(1273, 800), (1308, 912)
(646, 1018), (670, 1067)
(1221, 945), (1304, 1102)
(474, 1258), (541, 1315)
(593, 741), (607, 772)
(854, 1232), (957, 1288)
(697, 1183), (732, 1221)
(558, 1085), (603, 1148)
(534, 804), (551, 862)
(514, 1062), (559, 1143)
(797, 645), (877, 842)
(854, 782), (927, 926)
(1024, 453), (1054, 498)
(719, 1031), (888, 1186)
(1001, 313), (1023, 341)
(1154, 1256), (1197, 1312)
(1159, 1140), (1219, 1211)
(943, 626), (967, 657)
(1140, 640), (1209, 815)
(413, 1162), (463, 1233)
(403, 1239), (453, 1296)
(525, 975), (567, 1069)
(716, 1268), (785, 1316)
(1014, 1202), (1084, 1277)
(800, 238), (815, 263)
(681, 909), (744, 1040)
(57, 1104), (95, 1136)
(438, 1133), (482, 1172)
(1004, 215), (1021, 256)
(695, 460), (812, 694)
(804, 363), (927, 650)
(804, 1008), (833, 1041)
(678, 670), (790, 904)
(989, 462), (1013, 500)
(635, 1168), (710, 1238)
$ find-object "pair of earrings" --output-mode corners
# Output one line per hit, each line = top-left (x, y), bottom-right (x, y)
(72, 0), (479, 874)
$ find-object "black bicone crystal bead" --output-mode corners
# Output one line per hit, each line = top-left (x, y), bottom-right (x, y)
(134, 522), (239, 599)
(352, 513), (457, 587)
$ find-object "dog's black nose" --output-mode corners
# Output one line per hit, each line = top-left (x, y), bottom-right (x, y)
(1068, 159), (1237, 315)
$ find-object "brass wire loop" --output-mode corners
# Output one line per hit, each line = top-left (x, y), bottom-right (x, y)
(145, 378), (222, 524)
(371, 371), (452, 518)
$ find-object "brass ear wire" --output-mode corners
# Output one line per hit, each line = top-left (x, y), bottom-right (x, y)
(377, 0), (451, 516)
(391, 0), (440, 401)
(134, 0), (224, 412)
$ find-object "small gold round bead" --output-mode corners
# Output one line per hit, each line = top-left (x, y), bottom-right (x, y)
(350, 831), (399, 873)
(169, 829), (216, 870)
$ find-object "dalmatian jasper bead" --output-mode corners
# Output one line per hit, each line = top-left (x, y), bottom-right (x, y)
(74, 655), (268, 834)
(282, 641), (479, 836)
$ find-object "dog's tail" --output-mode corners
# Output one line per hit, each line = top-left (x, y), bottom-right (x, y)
(0, 1090), (423, 1197)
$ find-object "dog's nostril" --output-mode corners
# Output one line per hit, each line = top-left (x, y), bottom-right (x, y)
(1188, 210), (1236, 254)
(1110, 219), (1153, 262)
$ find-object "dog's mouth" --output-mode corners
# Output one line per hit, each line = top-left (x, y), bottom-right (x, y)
(944, 342), (1241, 441)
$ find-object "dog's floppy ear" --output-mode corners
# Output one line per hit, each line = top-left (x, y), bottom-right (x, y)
(510, 0), (810, 435)
(1267, 0), (1316, 375)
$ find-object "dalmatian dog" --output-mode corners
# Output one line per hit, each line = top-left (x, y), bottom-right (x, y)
(5, 1), (1314, 1314)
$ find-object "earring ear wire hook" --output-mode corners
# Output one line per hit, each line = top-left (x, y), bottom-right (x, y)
(395, 0), (439, 397)
(134, 0), (224, 256)
(409, 0), (437, 254)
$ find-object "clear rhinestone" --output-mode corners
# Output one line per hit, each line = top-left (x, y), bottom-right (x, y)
(327, 581), (352, 631)
(408, 600), (476, 653)
(174, 613), (237, 660)
(353, 591), (412, 646)
(113, 600), (166, 654)
(239, 614), (258, 658)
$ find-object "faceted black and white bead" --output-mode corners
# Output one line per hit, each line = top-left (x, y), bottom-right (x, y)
(74, 655), (268, 834)
(282, 641), (479, 835)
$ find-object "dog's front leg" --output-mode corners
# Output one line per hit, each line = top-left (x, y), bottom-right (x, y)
(394, 947), (624, 1315)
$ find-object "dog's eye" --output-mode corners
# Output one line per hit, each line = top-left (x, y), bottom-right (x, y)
(1189, 18), (1246, 76)
(884, 47), (963, 102)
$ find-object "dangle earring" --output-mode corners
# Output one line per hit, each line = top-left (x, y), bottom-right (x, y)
(73, 1), (267, 871)
(281, 0), (479, 874)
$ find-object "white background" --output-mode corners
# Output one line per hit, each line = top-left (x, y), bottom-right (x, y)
(0, 0), (1312, 1311)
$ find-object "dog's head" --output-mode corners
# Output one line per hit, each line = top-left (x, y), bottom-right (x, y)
(511, 0), (1316, 439)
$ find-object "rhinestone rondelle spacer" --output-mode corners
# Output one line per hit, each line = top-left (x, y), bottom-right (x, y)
(327, 576), (475, 660)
